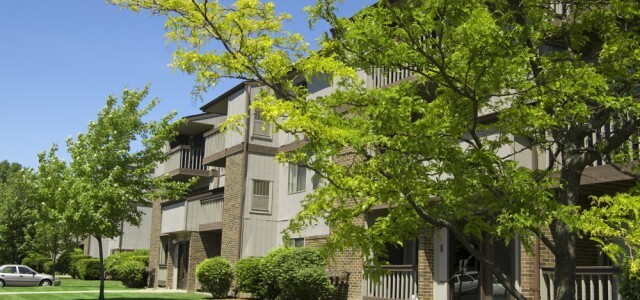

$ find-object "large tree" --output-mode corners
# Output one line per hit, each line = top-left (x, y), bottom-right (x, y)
(0, 161), (36, 264)
(108, 1), (640, 299)
(64, 86), (191, 300)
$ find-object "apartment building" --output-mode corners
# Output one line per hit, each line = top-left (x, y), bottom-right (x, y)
(148, 79), (335, 292)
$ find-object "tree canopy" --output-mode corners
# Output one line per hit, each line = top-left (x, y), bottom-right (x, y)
(63, 86), (192, 299)
(109, 1), (640, 299)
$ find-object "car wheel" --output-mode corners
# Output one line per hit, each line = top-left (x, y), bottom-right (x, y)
(39, 279), (52, 287)
(0, 279), (4, 288)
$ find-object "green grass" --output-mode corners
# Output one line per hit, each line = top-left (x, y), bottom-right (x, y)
(0, 278), (129, 292)
(0, 278), (211, 300)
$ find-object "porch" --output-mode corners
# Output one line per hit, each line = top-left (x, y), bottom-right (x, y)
(155, 145), (213, 180)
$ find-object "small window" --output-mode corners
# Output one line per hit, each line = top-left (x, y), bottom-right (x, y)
(18, 266), (34, 274)
(288, 164), (306, 194)
(252, 110), (271, 137)
(251, 180), (271, 212)
(159, 238), (169, 266)
(289, 238), (305, 247)
(1, 266), (16, 274)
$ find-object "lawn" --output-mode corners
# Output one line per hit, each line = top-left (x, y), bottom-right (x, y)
(0, 278), (211, 300)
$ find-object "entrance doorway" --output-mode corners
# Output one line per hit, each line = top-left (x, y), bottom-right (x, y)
(176, 241), (190, 290)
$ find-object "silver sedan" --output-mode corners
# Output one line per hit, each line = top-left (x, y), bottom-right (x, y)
(0, 265), (61, 287)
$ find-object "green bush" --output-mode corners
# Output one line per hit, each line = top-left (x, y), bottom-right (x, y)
(195, 257), (234, 299)
(283, 267), (335, 300)
(619, 262), (640, 300)
(235, 257), (263, 295)
(58, 249), (84, 275)
(118, 260), (147, 288)
(259, 247), (333, 300)
(104, 250), (150, 280)
(22, 253), (51, 273)
(76, 258), (101, 280)
(70, 254), (93, 279)
(43, 261), (55, 275)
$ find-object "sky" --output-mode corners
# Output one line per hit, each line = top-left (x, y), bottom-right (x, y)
(0, 1), (375, 168)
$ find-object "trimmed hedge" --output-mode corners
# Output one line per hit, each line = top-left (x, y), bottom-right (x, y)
(118, 260), (147, 288)
(70, 254), (93, 279)
(196, 257), (234, 299)
(22, 254), (52, 273)
(104, 250), (149, 280)
(58, 249), (84, 275)
(76, 258), (101, 280)
(258, 247), (334, 300)
(235, 257), (263, 295)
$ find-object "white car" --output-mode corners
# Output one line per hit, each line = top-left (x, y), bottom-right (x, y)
(0, 265), (61, 287)
(450, 271), (507, 300)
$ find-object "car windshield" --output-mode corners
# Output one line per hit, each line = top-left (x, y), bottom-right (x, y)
(18, 266), (34, 274)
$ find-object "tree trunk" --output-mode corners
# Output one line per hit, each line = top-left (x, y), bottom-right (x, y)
(52, 240), (58, 281)
(97, 235), (105, 300)
(552, 220), (576, 300)
(552, 166), (581, 300)
(480, 232), (493, 300)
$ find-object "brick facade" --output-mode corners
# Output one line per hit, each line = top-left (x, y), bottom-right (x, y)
(221, 152), (245, 264)
(417, 229), (435, 300)
(148, 199), (162, 288)
(187, 231), (222, 292)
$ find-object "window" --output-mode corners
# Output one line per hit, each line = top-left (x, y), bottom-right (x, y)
(159, 238), (169, 266)
(251, 180), (271, 212)
(1, 266), (16, 274)
(288, 164), (306, 194)
(18, 266), (34, 274)
(252, 109), (271, 137)
(289, 238), (305, 247)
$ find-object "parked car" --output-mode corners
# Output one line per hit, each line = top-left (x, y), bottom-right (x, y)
(0, 265), (61, 287)
(450, 271), (507, 300)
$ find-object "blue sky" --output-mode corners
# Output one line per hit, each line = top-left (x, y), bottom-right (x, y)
(0, 1), (374, 168)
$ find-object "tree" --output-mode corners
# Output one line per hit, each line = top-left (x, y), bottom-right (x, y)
(108, 1), (640, 299)
(0, 162), (37, 264)
(30, 145), (80, 279)
(64, 86), (191, 300)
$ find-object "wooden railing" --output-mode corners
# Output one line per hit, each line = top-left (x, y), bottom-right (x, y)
(361, 68), (415, 90)
(540, 266), (621, 300)
(166, 145), (207, 172)
(362, 265), (418, 300)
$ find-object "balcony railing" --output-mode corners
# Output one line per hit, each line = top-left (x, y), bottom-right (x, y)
(160, 196), (224, 234)
(362, 265), (418, 300)
(360, 68), (415, 90)
(204, 129), (227, 158)
(540, 266), (621, 300)
(167, 145), (206, 171)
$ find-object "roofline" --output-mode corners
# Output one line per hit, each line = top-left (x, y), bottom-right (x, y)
(182, 112), (221, 122)
(200, 81), (250, 111)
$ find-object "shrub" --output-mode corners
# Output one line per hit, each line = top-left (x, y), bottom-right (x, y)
(58, 249), (84, 275)
(22, 253), (51, 273)
(258, 247), (333, 300)
(235, 257), (263, 295)
(619, 261), (640, 300)
(283, 267), (335, 300)
(105, 250), (150, 280)
(70, 254), (93, 279)
(118, 260), (147, 288)
(76, 258), (101, 280)
(43, 261), (55, 275)
(195, 257), (234, 298)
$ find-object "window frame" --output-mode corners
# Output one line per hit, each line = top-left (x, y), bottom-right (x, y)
(251, 179), (272, 213)
(288, 164), (306, 194)
(252, 109), (272, 137)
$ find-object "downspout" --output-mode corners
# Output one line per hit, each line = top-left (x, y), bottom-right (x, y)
(237, 82), (252, 261)
(532, 144), (541, 300)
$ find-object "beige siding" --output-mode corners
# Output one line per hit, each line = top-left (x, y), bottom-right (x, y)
(161, 202), (186, 234)
(185, 196), (224, 231)
(120, 206), (152, 250)
(241, 218), (278, 257)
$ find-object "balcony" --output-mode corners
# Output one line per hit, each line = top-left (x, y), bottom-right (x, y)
(160, 145), (212, 180)
(362, 265), (418, 300)
(203, 128), (238, 167)
(360, 68), (416, 90)
(160, 195), (224, 235)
